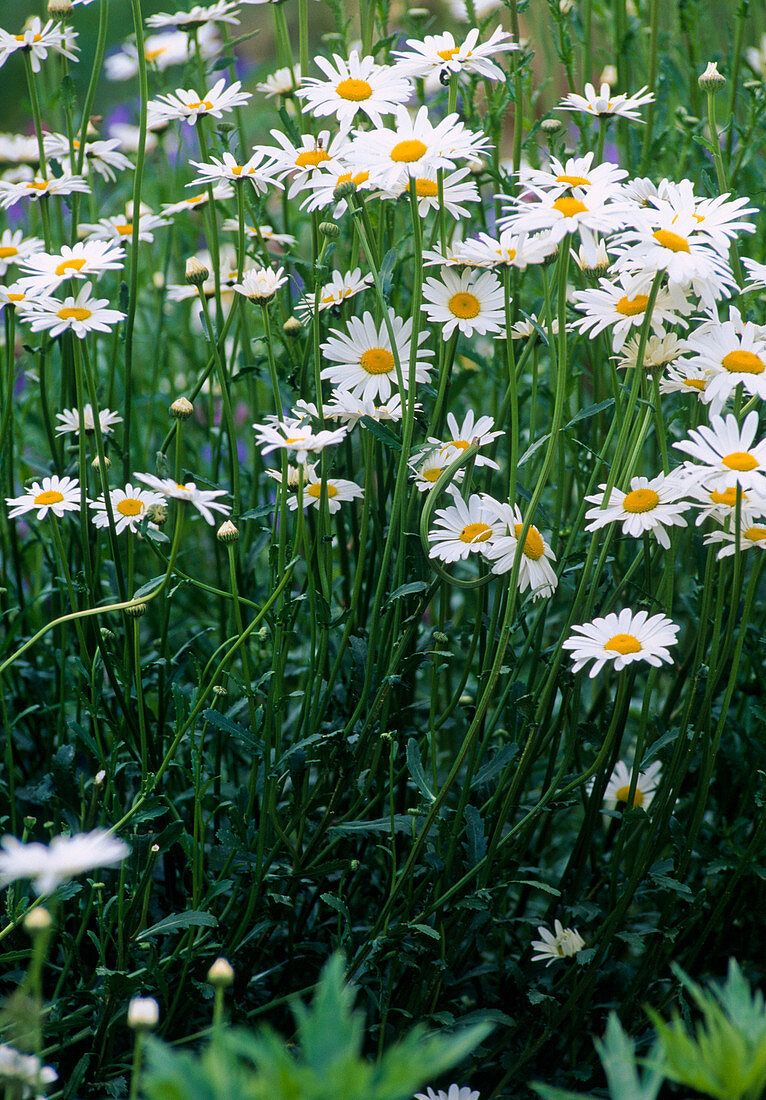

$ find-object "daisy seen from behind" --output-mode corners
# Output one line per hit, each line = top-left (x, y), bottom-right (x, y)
(55, 404), (123, 437)
(584, 473), (690, 549)
(422, 268), (505, 339)
(321, 308), (433, 402)
(675, 310), (766, 416)
(562, 608), (680, 677)
(6, 475), (80, 521)
(531, 920), (585, 966)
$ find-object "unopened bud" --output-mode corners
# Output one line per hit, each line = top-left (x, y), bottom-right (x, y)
(128, 997), (159, 1031)
(212, 684), (228, 696)
(24, 907), (52, 934)
(207, 957), (234, 987)
(170, 396), (194, 420)
(91, 454), (111, 471)
(95, 769), (106, 786)
(599, 64), (617, 86)
(319, 221), (340, 239)
(540, 118), (562, 134)
(216, 519), (239, 543)
(145, 502), (167, 527)
(332, 180), (357, 202)
(185, 256), (210, 286)
(48, 0), (74, 18)
(433, 631), (450, 645)
(283, 316), (302, 337)
(125, 602), (147, 619)
(699, 61), (726, 91)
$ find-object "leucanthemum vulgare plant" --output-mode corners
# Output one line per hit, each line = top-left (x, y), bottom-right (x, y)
(1, 0), (766, 1096)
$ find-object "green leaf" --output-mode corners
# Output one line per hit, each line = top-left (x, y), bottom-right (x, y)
(565, 399), (615, 429)
(463, 804), (486, 865)
(406, 738), (436, 803)
(379, 246), (397, 300)
(360, 416), (403, 451)
(137, 911), (218, 941)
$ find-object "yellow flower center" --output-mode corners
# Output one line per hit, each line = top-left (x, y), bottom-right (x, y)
(230, 165), (243, 176)
(710, 488), (743, 506)
(116, 223), (134, 236)
(34, 489), (64, 505)
(622, 488), (660, 513)
(614, 784), (644, 807)
(360, 347), (395, 375)
(337, 170), (370, 187)
(295, 149), (330, 168)
(186, 99), (214, 111)
(284, 436), (308, 445)
(335, 77), (373, 101)
(390, 139), (427, 163)
(437, 46), (460, 60)
(722, 350), (765, 375)
(117, 498), (144, 517)
(615, 294), (650, 317)
(744, 525), (766, 541)
(449, 440), (471, 452)
(186, 193), (207, 205)
(57, 307), (92, 321)
(459, 522), (493, 544)
(27, 181), (49, 191)
(448, 291), (481, 319)
(422, 467), (441, 482)
(307, 482), (339, 499)
(0, 246), (18, 259)
(412, 178), (439, 197)
(55, 257), (87, 276)
(513, 523), (545, 560)
(145, 45), (168, 60)
(683, 378), (706, 391)
(604, 633), (642, 655)
(722, 452), (758, 472)
(653, 229), (690, 253)
(553, 196), (588, 217)
(556, 173), (591, 186)
(7, 293), (24, 302)
(16, 33), (43, 42)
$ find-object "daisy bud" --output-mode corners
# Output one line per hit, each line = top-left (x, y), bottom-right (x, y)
(212, 684), (228, 696)
(409, 7), (430, 19)
(319, 221), (340, 240)
(185, 257), (210, 287)
(332, 180), (357, 202)
(95, 769), (106, 785)
(350, 859), (360, 870)
(207, 957), (234, 988)
(91, 454), (112, 472)
(216, 519), (239, 543)
(699, 61), (726, 90)
(48, 0), (74, 18)
(170, 396), (194, 420)
(152, 272), (165, 290)
(128, 997), (159, 1031)
(145, 502), (167, 527)
(540, 118), (562, 135)
(125, 601), (147, 619)
(24, 907), (52, 934)
(100, 628), (117, 643)
(599, 64), (618, 87)
(283, 316), (302, 337)
(433, 631), (450, 646)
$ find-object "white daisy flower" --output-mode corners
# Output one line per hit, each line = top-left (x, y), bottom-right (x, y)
(146, 2), (240, 29)
(43, 132), (133, 182)
(0, 133), (39, 164)
(255, 129), (350, 200)
(0, 282), (41, 310)
(90, 483), (165, 534)
(105, 26), (220, 81)
(298, 163), (373, 217)
(584, 474), (690, 549)
(704, 519), (766, 558)
(746, 33), (766, 78)
(427, 489), (503, 564)
(0, 17), (78, 74)
(233, 265), (288, 304)
(688, 483), (765, 529)
(411, 444), (465, 492)
(572, 273), (690, 352)
(187, 150), (276, 194)
(296, 267), (372, 319)
(511, 314), (559, 340)
(161, 183), (235, 217)
(558, 81), (655, 121)
(421, 267), (505, 339)
(6, 474), (81, 521)
(531, 920), (585, 966)
(322, 390), (409, 426)
(659, 361), (711, 397)
(392, 26), (518, 82)
(520, 151), (627, 197)
(20, 283), (125, 339)
(427, 410), (502, 469)
(0, 829), (129, 895)
(133, 474), (231, 525)
(0, 230), (44, 277)
(108, 123), (159, 156)
(220, 220), (296, 251)
(480, 499), (558, 599)
(253, 418), (349, 465)
(458, 228), (556, 269)
(650, 179), (756, 257)
(449, 0), (503, 17)
(257, 65), (302, 98)
(320, 308), (433, 402)
(379, 166), (480, 219)
(617, 330), (688, 371)
(571, 235), (611, 274)
(562, 608), (680, 677)
(602, 760), (662, 809)
(422, 237), (474, 267)
(17, 240), (126, 293)
(80, 205), (170, 244)
(0, 172), (90, 209)
(676, 311), (766, 415)
(55, 404), (122, 437)
(743, 257), (766, 292)
(287, 472), (364, 514)
(415, 1087), (480, 1100)
(673, 411), (766, 494)
(148, 78), (251, 128)
(296, 50), (413, 133)
(0, 1045), (57, 1094)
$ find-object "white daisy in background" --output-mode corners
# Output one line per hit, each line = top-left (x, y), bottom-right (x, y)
(0, 829), (129, 894)
(411, 445), (465, 493)
(82, 206), (170, 243)
(422, 268), (505, 339)
(17, 240), (126, 293)
(673, 411), (766, 494)
(297, 51), (412, 133)
(0, 133), (39, 165)
(43, 132), (134, 182)
(531, 920), (585, 966)
(382, 167), (479, 220)
(320, 309), (433, 402)
(572, 273), (690, 352)
(105, 25), (220, 81)
(746, 32), (766, 78)
(6, 474), (81, 521)
(161, 183), (234, 217)
(688, 483), (765, 529)
(133, 473), (231, 524)
(20, 283), (125, 339)
(55, 404), (122, 437)
(108, 123), (159, 157)
(286, 472), (364, 514)
(253, 417), (349, 465)
(511, 314), (559, 340)
(296, 267), (372, 319)
(256, 129), (350, 199)
(562, 608), (680, 677)
(704, 520), (766, 558)
(0, 230), (43, 277)
(617, 330), (688, 371)
(0, 17), (79, 73)
(602, 760), (662, 809)
(220, 219), (296, 251)
(743, 257), (766, 292)
(557, 81), (655, 121)
(233, 266), (288, 303)
(427, 489), (503, 564)
(481, 500), (558, 599)
(427, 410), (502, 469)
(0, 1046), (57, 1095)
(148, 79), (251, 128)
(90, 484), (165, 534)
(146, 2), (240, 29)
(520, 151), (627, 197)
(450, 0), (503, 17)
(415, 1087), (480, 1100)
(584, 474), (690, 548)
(675, 310), (766, 415)
(392, 26), (518, 82)
(257, 65), (302, 98)
(459, 228), (556, 269)
(659, 361), (711, 397)
(322, 391), (408, 426)
(0, 172), (90, 209)
(187, 150), (276, 194)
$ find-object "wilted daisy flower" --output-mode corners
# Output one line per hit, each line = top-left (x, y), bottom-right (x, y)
(603, 760), (662, 809)
(0, 172), (90, 209)
(56, 404), (122, 437)
(296, 267), (372, 319)
(675, 309), (766, 415)
(146, 2), (240, 29)
(287, 472), (364, 514)
(187, 150), (276, 193)
(253, 417), (349, 465)
(0, 16), (78, 73)
(257, 65), (302, 98)
(133, 474), (231, 524)
(427, 489), (503, 563)
(392, 26), (517, 82)
(558, 81), (654, 121)
(459, 228), (556, 269)
(704, 519), (766, 558)
(422, 268), (505, 339)
(320, 309), (433, 401)
(428, 410), (502, 469)
(90, 484), (165, 534)
(673, 411), (766, 494)
(148, 78), (251, 127)
(531, 920), (585, 965)
(572, 273), (690, 352)
(415, 1087), (480, 1100)
(0, 229), (44, 276)
(17, 240), (126, 293)
(233, 266), (288, 303)
(571, 235), (611, 274)
(411, 444), (465, 492)
(617, 330), (688, 371)
(20, 283), (125, 339)
(0, 829), (129, 895)
(297, 51), (412, 133)
(562, 608), (680, 677)
(584, 474), (690, 548)
(6, 474), (80, 520)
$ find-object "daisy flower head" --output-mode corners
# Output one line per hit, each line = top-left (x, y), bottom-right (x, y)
(388, 166), (479, 220)
(520, 151), (627, 198)
(233, 265), (288, 304)
(105, 25), (221, 81)
(659, 360), (711, 398)
(161, 182), (235, 217)
(704, 519), (766, 559)
(562, 608), (680, 677)
(43, 132), (134, 182)
(688, 482), (765, 529)
(673, 411), (766, 494)
(322, 390), (408, 427)
(584, 473), (690, 549)
(20, 283), (125, 339)
(427, 489), (503, 564)
(187, 150), (276, 194)
(531, 920), (585, 966)
(0, 829), (129, 895)
(449, 0), (503, 17)
(0, 172), (90, 209)
(297, 162), (373, 217)
(296, 51), (412, 133)
(253, 417), (349, 465)
(296, 267), (372, 319)
(415, 1087), (480, 1100)
(55, 404), (122, 437)
(0, 17), (78, 74)
(392, 26), (518, 83)
(459, 228), (556, 269)
(572, 273), (690, 352)
(255, 129), (350, 199)
(287, 472), (364, 514)
(148, 78), (251, 128)
(257, 65), (302, 98)
(146, 2), (240, 29)
(90, 483), (166, 535)
(558, 81), (655, 121)
(650, 179), (756, 257)
(603, 760), (662, 809)
(411, 444), (465, 493)
(428, 410), (503, 469)
(0, 282), (42, 311)
(82, 205), (170, 244)
(6, 474), (80, 521)
(481, 500), (558, 600)
(320, 309), (433, 402)
(743, 257), (766, 293)
(0, 1046), (57, 1095)
(17, 240), (126, 293)
(676, 313), (766, 416)
(133, 474), (231, 524)
(0, 230), (44, 277)
(422, 267), (505, 339)
(618, 330), (688, 372)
